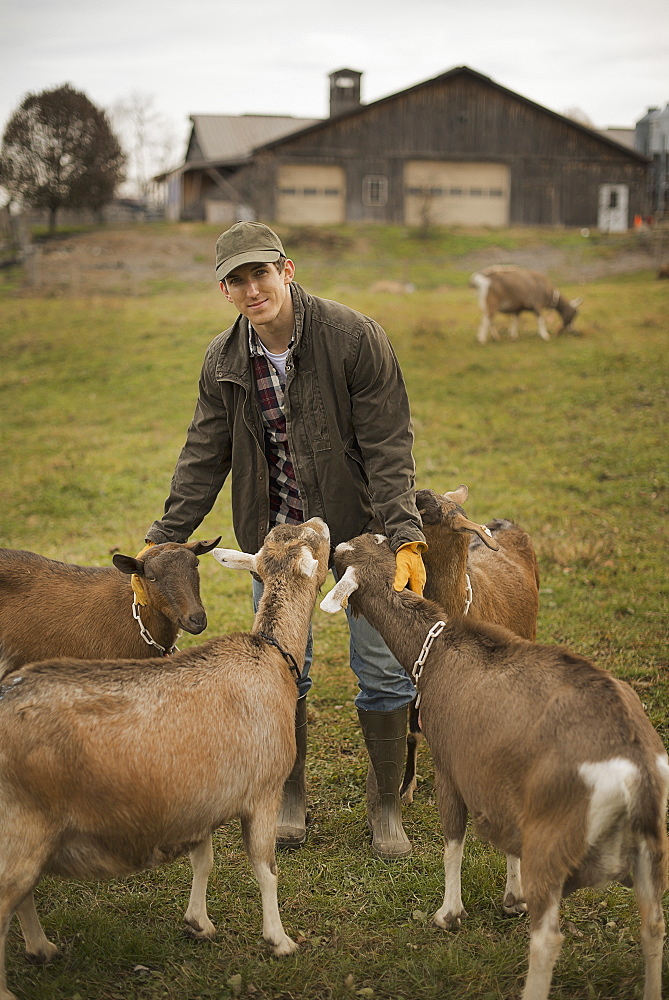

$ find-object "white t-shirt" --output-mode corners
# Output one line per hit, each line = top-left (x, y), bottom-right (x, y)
(258, 341), (290, 381)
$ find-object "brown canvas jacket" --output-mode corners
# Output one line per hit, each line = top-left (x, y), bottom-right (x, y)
(147, 283), (425, 555)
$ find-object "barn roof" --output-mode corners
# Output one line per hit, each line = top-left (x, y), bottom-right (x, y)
(185, 113), (321, 168)
(256, 65), (648, 163)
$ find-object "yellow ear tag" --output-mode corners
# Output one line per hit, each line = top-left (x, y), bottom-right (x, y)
(131, 542), (156, 607)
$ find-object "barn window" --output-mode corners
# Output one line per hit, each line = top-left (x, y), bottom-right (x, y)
(470, 188), (483, 197)
(303, 188), (318, 196)
(324, 188), (340, 196)
(363, 175), (388, 207)
(449, 187), (463, 196)
(609, 189), (619, 208)
(489, 188), (504, 198)
(280, 188), (296, 195)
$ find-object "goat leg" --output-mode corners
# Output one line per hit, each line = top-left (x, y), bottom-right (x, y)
(241, 808), (297, 956)
(502, 854), (527, 917)
(184, 837), (216, 940)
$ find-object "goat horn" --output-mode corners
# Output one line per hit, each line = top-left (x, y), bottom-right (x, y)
(320, 566), (359, 613)
(454, 513), (500, 551)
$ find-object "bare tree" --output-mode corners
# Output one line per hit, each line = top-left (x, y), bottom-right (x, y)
(0, 84), (126, 234)
(110, 92), (179, 204)
(562, 106), (596, 129)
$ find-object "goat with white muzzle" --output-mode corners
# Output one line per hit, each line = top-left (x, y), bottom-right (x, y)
(321, 532), (668, 1000)
(0, 518), (330, 1000)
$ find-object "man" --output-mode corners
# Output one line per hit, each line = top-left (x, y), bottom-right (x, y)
(146, 221), (426, 859)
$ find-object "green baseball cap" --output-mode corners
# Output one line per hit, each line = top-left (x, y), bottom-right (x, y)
(215, 221), (285, 280)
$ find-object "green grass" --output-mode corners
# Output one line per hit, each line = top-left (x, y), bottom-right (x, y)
(0, 224), (667, 999)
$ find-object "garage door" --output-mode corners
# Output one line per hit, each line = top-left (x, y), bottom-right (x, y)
(404, 161), (510, 226)
(276, 165), (345, 224)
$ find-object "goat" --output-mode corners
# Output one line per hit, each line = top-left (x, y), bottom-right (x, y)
(0, 518), (331, 1000)
(404, 485), (539, 796)
(403, 486), (539, 915)
(321, 533), (668, 1000)
(469, 265), (583, 343)
(0, 539), (221, 674)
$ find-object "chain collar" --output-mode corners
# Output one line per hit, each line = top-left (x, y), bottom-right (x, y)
(258, 631), (302, 685)
(132, 597), (181, 656)
(411, 575), (473, 709)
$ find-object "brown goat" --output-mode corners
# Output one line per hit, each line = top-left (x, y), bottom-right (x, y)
(470, 265), (583, 343)
(404, 486), (540, 915)
(322, 533), (668, 1000)
(0, 518), (331, 1000)
(0, 540), (221, 674)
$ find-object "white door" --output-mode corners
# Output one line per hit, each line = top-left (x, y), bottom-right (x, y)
(598, 184), (628, 232)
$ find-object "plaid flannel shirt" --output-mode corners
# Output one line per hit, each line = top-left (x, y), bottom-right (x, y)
(249, 328), (305, 527)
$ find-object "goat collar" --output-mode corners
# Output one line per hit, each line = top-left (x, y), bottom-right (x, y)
(463, 573), (473, 615)
(258, 631), (302, 685)
(410, 577), (472, 712)
(132, 596), (181, 656)
(410, 620), (447, 709)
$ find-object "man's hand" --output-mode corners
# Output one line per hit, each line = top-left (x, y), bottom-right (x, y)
(393, 541), (427, 595)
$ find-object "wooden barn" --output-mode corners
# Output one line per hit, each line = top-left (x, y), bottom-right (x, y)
(161, 66), (650, 230)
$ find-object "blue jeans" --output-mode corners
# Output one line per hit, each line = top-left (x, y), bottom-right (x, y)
(252, 573), (416, 712)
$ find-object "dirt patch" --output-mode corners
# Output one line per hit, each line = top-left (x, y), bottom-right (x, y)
(11, 223), (667, 296)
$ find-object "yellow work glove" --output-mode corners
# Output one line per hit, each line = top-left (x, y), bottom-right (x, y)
(393, 541), (427, 595)
(131, 541), (156, 607)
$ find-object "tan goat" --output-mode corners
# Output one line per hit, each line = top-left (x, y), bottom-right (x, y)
(470, 265), (583, 343)
(403, 486), (539, 917)
(0, 540), (222, 673)
(0, 518), (331, 1000)
(322, 533), (668, 1000)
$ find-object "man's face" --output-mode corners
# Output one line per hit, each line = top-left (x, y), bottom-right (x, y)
(221, 259), (295, 328)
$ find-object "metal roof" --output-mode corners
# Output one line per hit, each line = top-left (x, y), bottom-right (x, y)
(188, 114), (321, 165)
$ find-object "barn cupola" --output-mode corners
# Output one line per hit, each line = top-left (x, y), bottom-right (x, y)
(329, 69), (362, 118)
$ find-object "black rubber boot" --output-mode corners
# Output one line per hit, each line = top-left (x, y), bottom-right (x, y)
(276, 694), (308, 848)
(357, 705), (412, 860)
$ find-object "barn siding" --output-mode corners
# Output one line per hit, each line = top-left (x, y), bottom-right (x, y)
(252, 71), (648, 228)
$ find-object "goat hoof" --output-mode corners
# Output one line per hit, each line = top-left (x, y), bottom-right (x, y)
(269, 934), (298, 957)
(26, 941), (59, 965)
(432, 907), (467, 930)
(400, 779), (418, 805)
(184, 919), (217, 941)
(502, 895), (528, 918)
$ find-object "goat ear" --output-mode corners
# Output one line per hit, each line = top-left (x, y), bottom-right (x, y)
(453, 513), (500, 550)
(444, 484), (468, 505)
(320, 566), (359, 613)
(112, 554), (142, 576)
(187, 537), (223, 555)
(211, 548), (258, 572)
(571, 296), (584, 308)
(297, 548), (319, 578)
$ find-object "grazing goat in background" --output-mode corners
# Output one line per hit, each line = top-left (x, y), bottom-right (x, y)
(0, 518), (331, 1000)
(470, 265), (583, 343)
(0, 539), (221, 674)
(403, 485), (539, 916)
(322, 533), (668, 1000)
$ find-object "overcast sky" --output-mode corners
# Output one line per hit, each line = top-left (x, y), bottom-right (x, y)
(2, 0), (668, 168)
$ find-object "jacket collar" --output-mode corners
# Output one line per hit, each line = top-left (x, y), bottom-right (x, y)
(215, 283), (309, 381)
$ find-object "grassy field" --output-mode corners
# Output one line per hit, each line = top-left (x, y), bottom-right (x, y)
(0, 224), (667, 999)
